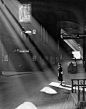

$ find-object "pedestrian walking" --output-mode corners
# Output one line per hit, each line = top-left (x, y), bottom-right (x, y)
(58, 63), (63, 85)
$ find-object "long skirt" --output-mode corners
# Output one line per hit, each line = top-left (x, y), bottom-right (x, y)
(58, 73), (63, 81)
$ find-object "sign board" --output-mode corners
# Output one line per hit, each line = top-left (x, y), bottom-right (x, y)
(72, 51), (81, 59)
(19, 4), (31, 22)
(4, 55), (8, 61)
(32, 29), (36, 34)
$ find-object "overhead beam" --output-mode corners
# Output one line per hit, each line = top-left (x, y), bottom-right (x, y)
(61, 34), (86, 39)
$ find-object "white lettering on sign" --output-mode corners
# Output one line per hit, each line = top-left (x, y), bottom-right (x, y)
(19, 4), (31, 22)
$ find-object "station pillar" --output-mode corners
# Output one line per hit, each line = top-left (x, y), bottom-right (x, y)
(0, 30), (2, 76)
(83, 29), (86, 71)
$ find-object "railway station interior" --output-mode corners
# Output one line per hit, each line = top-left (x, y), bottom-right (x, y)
(0, 0), (86, 109)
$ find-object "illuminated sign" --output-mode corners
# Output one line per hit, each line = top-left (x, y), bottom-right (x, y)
(72, 51), (81, 59)
(19, 4), (31, 22)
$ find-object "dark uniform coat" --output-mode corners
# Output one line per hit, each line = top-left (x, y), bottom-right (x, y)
(58, 66), (63, 81)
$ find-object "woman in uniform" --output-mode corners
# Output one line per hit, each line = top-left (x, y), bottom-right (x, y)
(58, 63), (63, 85)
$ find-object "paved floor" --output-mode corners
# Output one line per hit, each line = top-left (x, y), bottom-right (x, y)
(0, 59), (86, 109)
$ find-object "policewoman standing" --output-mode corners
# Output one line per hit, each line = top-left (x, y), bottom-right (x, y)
(58, 63), (63, 85)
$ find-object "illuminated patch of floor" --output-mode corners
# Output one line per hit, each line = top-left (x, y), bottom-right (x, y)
(49, 81), (86, 92)
(49, 82), (72, 90)
(40, 86), (57, 94)
(15, 102), (37, 109)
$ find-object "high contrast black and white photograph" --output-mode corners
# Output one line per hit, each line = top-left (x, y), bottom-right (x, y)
(0, 0), (86, 109)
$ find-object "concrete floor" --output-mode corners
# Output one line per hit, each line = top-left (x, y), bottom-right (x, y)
(0, 59), (86, 109)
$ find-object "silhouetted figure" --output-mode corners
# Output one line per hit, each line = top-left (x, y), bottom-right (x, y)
(68, 62), (73, 73)
(75, 58), (76, 62)
(58, 63), (63, 85)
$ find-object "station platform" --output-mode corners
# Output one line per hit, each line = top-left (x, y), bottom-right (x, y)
(0, 59), (86, 109)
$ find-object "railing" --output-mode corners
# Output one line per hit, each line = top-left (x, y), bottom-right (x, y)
(71, 79), (86, 102)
